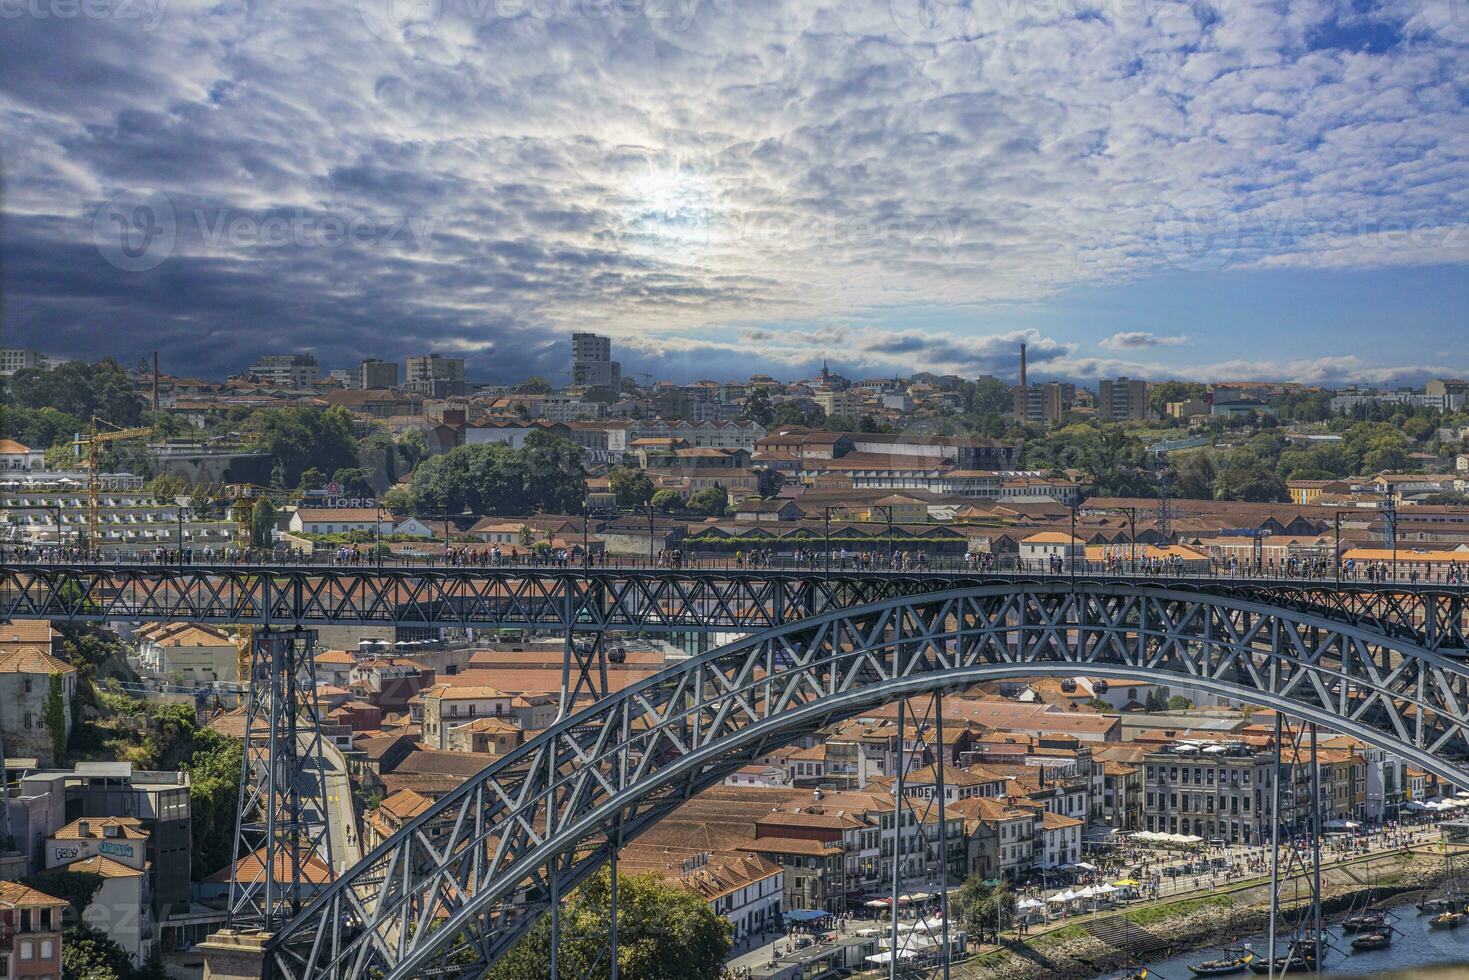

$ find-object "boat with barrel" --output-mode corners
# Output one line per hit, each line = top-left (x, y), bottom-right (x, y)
(1188, 948), (1254, 976)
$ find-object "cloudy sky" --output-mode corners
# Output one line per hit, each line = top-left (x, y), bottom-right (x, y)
(2, 0), (1467, 385)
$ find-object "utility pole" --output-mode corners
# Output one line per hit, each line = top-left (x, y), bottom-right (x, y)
(890, 698), (905, 980)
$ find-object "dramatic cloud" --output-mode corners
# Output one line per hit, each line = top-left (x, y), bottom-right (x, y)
(1, 0), (1466, 381)
(1099, 331), (1191, 350)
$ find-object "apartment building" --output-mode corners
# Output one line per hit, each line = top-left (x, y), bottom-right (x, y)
(359, 358), (399, 389)
(247, 354), (320, 387)
(571, 332), (622, 392)
(1098, 377), (1148, 421)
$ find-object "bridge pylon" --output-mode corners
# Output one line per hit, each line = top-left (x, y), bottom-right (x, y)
(227, 627), (336, 932)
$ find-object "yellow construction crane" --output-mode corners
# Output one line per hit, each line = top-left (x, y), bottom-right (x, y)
(73, 419), (154, 548)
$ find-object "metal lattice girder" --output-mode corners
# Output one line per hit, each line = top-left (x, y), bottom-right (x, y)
(230, 629), (337, 932)
(262, 582), (1469, 980)
(0, 562), (1465, 652)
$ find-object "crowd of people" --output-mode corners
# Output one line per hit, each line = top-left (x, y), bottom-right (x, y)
(0, 540), (1465, 585)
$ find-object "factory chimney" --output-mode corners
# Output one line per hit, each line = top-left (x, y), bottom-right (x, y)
(1019, 342), (1027, 389)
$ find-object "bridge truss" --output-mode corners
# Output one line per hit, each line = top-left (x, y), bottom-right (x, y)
(258, 582), (1469, 980)
(1, 563), (1465, 652)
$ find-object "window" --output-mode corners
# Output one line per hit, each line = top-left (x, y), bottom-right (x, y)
(20, 941), (32, 960)
(40, 940), (53, 959)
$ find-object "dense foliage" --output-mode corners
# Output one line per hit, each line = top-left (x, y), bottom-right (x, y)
(249, 406), (359, 489)
(410, 433), (586, 516)
(62, 923), (136, 980)
(953, 876), (1016, 944)
(4, 358), (142, 427)
(486, 870), (732, 980)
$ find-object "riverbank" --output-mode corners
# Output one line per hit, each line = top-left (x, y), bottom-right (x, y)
(939, 847), (1453, 980)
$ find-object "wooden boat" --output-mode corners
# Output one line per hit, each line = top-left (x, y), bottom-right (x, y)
(1247, 944), (1319, 975)
(1431, 910), (1465, 929)
(1417, 894), (1467, 914)
(1120, 970), (1149, 980)
(1189, 950), (1255, 976)
(1351, 930), (1392, 952)
(1341, 910), (1387, 933)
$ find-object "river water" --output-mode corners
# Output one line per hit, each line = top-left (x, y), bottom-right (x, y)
(1132, 903), (1469, 979)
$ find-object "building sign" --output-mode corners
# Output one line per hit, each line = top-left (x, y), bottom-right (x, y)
(301, 482), (377, 510)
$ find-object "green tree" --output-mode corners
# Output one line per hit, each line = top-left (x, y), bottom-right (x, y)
(7, 357), (142, 426)
(1168, 695), (1195, 710)
(62, 923), (136, 980)
(330, 467), (375, 498)
(1213, 465), (1287, 502)
(0, 405), (83, 450)
(411, 435), (585, 516)
(44, 442), (77, 470)
(1145, 688), (1169, 712)
(250, 406), (359, 488)
(187, 727), (243, 879)
(19, 871), (103, 916)
(250, 499), (278, 548)
(1173, 452), (1217, 500)
(487, 870), (732, 980)
(650, 489), (683, 513)
(519, 376), (553, 394)
(43, 673), (68, 765)
(608, 467), (656, 509)
(686, 486), (729, 517)
(953, 876), (1015, 944)
(740, 388), (774, 426)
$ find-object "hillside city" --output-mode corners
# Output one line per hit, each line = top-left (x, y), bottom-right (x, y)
(0, 338), (1467, 978)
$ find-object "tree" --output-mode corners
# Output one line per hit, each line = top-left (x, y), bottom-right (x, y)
(62, 923), (136, 980)
(1173, 452), (1217, 500)
(19, 871), (103, 917)
(953, 876), (1015, 944)
(740, 388), (774, 426)
(43, 673), (68, 765)
(650, 489), (683, 513)
(1213, 465), (1287, 503)
(519, 376), (553, 394)
(1145, 688), (1169, 712)
(410, 436), (586, 516)
(686, 486), (729, 517)
(1168, 695), (1195, 711)
(44, 442), (76, 470)
(330, 467), (375, 498)
(250, 499), (278, 548)
(487, 869), (732, 980)
(187, 727), (242, 880)
(250, 406), (359, 489)
(7, 357), (142, 426)
(608, 466), (656, 509)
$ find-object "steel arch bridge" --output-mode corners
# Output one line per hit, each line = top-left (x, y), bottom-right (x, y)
(262, 580), (1469, 980)
(1, 562), (1466, 649)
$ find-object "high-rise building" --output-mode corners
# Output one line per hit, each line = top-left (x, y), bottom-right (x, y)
(248, 354), (320, 388)
(1013, 383), (1065, 424)
(1098, 377), (1148, 421)
(405, 354), (465, 396)
(0, 348), (46, 376)
(360, 358), (399, 390)
(571, 332), (622, 393)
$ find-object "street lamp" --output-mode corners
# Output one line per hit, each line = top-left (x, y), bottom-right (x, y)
(1069, 504), (1079, 584)
(177, 505), (185, 566)
(822, 505), (842, 577)
(873, 504), (895, 568)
